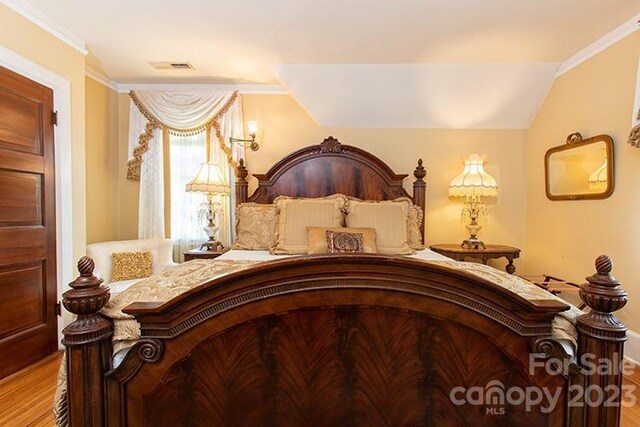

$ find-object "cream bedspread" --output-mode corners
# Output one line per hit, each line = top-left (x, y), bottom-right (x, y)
(54, 257), (582, 426)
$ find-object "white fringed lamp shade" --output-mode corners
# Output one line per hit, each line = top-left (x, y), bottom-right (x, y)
(449, 154), (498, 198)
(186, 162), (230, 195)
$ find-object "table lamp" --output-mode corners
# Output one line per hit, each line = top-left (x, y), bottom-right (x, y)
(449, 154), (498, 249)
(186, 162), (230, 251)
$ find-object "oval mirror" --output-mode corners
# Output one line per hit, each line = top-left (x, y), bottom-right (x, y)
(544, 133), (614, 201)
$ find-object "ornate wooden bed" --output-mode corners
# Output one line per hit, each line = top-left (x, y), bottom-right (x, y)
(62, 137), (627, 426)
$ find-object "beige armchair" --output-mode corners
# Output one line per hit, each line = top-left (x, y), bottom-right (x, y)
(86, 239), (177, 297)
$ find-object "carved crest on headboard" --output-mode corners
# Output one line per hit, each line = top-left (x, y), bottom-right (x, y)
(319, 136), (342, 153)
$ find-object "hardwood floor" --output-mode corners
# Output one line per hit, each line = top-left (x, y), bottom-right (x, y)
(0, 351), (60, 426)
(0, 351), (639, 426)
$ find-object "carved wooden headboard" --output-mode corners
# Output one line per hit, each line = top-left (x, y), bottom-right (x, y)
(235, 136), (426, 243)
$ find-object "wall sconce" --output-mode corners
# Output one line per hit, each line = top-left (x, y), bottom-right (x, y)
(230, 121), (260, 151)
(449, 154), (498, 249)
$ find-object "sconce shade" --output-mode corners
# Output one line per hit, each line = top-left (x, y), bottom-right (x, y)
(186, 162), (230, 194)
(247, 121), (258, 134)
(449, 154), (498, 198)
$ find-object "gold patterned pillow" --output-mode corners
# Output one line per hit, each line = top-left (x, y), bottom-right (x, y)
(326, 230), (363, 253)
(232, 203), (278, 250)
(307, 226), (377, 254)
(111, 251), (153, 282)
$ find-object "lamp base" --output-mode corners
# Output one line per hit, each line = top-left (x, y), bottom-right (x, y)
(200, 239), (224, 251)
(461, 237), (486, 250)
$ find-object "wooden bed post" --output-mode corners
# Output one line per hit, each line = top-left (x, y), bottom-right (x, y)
(62, 256), (113, 427)
(236, 158), (249, 205)
(413, 159), (426, 244)
(576, 255), (627, 427)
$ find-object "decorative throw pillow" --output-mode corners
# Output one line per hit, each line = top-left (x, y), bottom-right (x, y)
(271, 194), (347, 254)
(345, 198), (414, 255)
(408, 204), (425, 250)
(232, 203), (278, 250)
(111, 251), (153, 282)
(326, 230), (362, 253)
(307, 226), (377, 254)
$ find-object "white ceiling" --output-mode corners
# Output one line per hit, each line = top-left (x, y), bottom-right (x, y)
(12, 0), (640, 128)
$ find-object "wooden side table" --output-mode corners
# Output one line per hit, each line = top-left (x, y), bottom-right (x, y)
(429, 244), (521, 274)
(183, 248), (229, 261)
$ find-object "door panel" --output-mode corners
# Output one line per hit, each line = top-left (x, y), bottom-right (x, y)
(0, 86), (43, 154)
(0, 263), (44, 339)
(0, 171), (43, 226)
(0, 65), (57, 379)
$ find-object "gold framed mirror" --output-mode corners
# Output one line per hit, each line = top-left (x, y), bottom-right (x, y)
(544, 132), (614, 201)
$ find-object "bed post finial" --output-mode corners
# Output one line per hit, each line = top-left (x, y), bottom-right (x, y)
(413, 159), (426, 244)
(576, 255), (627, 425)
(236, 158), (249, 205)
(62, 256), (113, 426)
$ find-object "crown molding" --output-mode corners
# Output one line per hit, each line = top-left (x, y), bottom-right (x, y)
(0, 0), (88, 55)
(115, 82), (287, 95)
(85, 67), (120, 91)
(557, 13), (639, 77)
(83, 73), (289, 95)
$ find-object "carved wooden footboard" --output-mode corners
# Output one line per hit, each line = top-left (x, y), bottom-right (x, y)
(62, 254), (627, 426)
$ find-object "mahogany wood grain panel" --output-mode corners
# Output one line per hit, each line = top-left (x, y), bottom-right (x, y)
(0, 65), (57, 379)
(0, 170), (42, 226)
(0, 263), (44, 339)
(144, 307), (551, 426)
(0, 86), (43, 155)
(245, 137), (414, 205)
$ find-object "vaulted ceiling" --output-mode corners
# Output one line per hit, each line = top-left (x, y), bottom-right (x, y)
(13, 0), (640, 128)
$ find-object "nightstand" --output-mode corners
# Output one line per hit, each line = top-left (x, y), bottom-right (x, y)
(430, 244), (521, 274)
(183, 248), (229, 261)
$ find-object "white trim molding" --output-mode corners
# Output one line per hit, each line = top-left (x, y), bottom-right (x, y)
(85, 73), (289, 95)
(0, 44), (75, 348)
(625, 329), (640, 366)
(115, 82), (287, 95)
(85, 67), (120, 92)
(557, 13), (640, 77)
(0, 0), (88, 55)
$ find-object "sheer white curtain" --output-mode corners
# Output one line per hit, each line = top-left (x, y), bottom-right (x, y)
(130, 105), (165, 239)
(170, 133), (208, 261)
(127, 90), (244, 249)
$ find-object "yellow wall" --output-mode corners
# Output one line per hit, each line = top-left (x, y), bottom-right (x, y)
(0, 4), (86, 273)
(117, 93), (140, 240)
(85, 77), (119, 243)
(525, 31), (640, 330)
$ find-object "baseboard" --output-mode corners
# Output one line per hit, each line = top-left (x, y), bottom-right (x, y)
(625, 329), (640, 365)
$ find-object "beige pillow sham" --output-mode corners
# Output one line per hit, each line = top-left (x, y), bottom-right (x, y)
(232, 203), (278, 250)
(271, 194), (347, 254)
(345, 198), (414, 255)
(408, 204), (425, 250)
(307, 226), (377, 254)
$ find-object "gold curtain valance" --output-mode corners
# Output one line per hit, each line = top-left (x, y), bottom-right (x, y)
(127, 90), (240, 181)
(629, 109), (640, 148)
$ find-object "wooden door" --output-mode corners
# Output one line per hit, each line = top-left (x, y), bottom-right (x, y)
(0, 66), (57, 378)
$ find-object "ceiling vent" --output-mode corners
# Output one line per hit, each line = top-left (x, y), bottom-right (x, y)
(149, 61), (195, 70)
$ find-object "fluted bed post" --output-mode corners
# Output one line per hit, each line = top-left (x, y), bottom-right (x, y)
(236, 158), (249, 205)
(62, 257), (113, 427)
(576, 255), (628, 427)
(413, 159), (426, 244)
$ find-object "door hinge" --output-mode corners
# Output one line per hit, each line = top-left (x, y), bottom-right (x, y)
(55, 302), (61, 316)
(52, 111), (58, 126)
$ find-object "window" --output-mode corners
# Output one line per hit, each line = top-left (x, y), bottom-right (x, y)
(169, 133), (207, 261)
